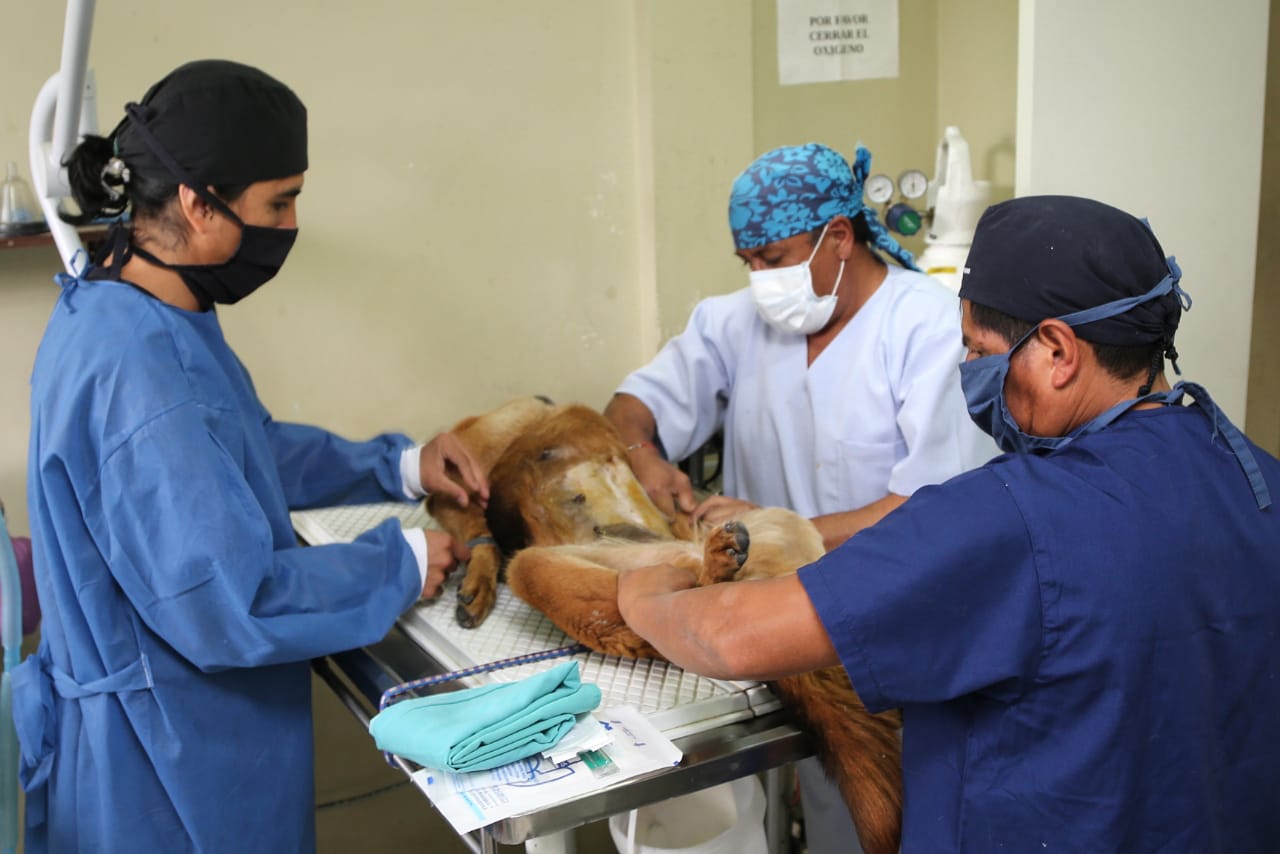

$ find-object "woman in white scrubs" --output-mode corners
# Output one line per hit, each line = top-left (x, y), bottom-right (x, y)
(605, 141), (996, 854)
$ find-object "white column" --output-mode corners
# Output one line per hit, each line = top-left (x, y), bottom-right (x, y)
(1016, 0), (1269, 423)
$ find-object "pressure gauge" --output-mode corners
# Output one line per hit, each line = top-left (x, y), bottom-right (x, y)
(864, 173), (895, 205)
(897, 169), (929, 200)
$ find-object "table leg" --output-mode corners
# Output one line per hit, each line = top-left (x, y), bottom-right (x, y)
(765, 767), (788, 854)
(524, 829), (576, 854)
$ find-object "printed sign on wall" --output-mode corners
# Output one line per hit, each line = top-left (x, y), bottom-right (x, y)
(777, 0), (900, 85)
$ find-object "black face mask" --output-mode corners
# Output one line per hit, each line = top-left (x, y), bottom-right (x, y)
(106, 99), (301, 310)
(127, 211), (297, 310)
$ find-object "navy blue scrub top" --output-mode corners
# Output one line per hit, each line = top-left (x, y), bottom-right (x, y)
(800, 404), (1280, 852)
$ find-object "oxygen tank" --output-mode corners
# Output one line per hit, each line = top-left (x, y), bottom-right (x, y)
(916, 127), (991, 293)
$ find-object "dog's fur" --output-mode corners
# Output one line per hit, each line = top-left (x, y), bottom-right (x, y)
(427, 396), (902, 854)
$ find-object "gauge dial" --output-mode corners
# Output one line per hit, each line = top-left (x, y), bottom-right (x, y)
(864, 173), (895, 205)
(897, 169), (929, 200)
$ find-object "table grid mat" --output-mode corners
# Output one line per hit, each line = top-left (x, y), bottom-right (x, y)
(291, 502), (779, 737)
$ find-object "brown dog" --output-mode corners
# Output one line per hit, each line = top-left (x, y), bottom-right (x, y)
(427, 396), (902, 854)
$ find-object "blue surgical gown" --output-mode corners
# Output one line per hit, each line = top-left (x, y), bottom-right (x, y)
(14, 276), (423, 853)
(800, 404), (1280, 852)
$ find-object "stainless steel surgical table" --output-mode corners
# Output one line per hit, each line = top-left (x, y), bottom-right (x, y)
(295, 502), (815, 854)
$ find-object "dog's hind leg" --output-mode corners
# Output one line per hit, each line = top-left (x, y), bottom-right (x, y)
(507, 541), (704, 658)
(507, 547), (663, 658)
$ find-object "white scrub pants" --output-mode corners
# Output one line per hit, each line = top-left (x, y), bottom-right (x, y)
(797, 756), (865, 854)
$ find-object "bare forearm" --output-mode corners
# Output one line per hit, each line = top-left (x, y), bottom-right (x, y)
(604, 393), (658, 447)
(605, 394), (696, 515)
(621, 582), (737, 677)
(618, 569), (838, 680)
(812, 492), (908, 551)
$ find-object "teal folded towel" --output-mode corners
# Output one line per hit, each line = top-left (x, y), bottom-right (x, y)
(369, 661), (602, 773)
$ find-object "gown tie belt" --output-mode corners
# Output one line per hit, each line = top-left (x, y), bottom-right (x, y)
(50, 654), (153, 698)
(11, 650), (154, 828)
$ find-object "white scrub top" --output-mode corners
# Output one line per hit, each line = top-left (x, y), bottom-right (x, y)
(617, 266), (996, 517)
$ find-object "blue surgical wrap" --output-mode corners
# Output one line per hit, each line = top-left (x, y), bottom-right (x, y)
(19, 274), (422, 853)
(369, 661), (602, 773)
(727, 142), (917, 270)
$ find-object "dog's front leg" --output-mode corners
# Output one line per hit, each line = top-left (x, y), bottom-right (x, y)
(427, 497), (502, 628)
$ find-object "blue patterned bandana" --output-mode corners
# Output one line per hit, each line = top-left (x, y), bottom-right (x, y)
(728, 143), (917, 270)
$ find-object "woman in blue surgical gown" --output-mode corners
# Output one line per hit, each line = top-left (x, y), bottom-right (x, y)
(12, 60), (486, 853)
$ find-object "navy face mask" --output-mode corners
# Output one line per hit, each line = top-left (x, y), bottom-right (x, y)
(959, 259), (1189, 456)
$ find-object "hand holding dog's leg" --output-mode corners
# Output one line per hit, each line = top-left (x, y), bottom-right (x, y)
(420, 432), (491, 508)
(421, 530), (468, 599)
(692, 496), (759, 528)
(628, 448), (698, 520)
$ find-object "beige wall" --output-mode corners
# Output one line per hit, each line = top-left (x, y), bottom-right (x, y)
(648, 0), (1021, 338)
(751, 0), (939, 260)
(8, 3), (1273, 538)
(0, 2), (1027, 536)
(749, 0), (1018, 258)
(936, 0), (1018, 204)
(644, 2), (757, 343)
(0, 1), (760, 535)
(649, 0), (1018, 340)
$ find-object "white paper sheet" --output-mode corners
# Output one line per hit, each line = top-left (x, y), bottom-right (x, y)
(412, 706), (682, 835)
(542, 713), (615, 766)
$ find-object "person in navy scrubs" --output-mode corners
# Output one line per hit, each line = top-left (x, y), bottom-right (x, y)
(619, 195), (1280, 852)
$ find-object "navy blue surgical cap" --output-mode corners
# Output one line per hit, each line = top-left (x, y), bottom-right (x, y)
(112, 59), (307, 188)
(959, 195), (1182, 347)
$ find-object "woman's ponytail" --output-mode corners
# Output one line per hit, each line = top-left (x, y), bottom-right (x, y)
(62, 134), (128, 225)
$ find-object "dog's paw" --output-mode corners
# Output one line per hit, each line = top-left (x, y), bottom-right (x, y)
(455, 547), (500, 628)
(698, 520), (749, 586)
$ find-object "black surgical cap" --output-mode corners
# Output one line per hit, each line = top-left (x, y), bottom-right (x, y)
(958, 195), (1181, 347)
(113, 59), (307, 187)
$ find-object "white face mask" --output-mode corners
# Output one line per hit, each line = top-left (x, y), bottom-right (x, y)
(748, 223), (846, 335)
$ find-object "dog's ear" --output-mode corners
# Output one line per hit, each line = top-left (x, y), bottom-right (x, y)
(485, 488), (530, 555)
